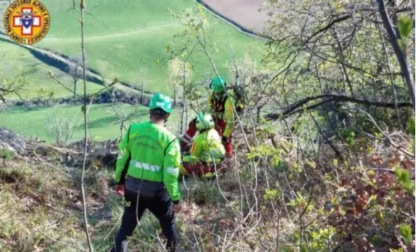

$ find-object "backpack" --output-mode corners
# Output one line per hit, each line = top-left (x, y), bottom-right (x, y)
(210, 85), (246, 115)
(230, 85), (246, 115)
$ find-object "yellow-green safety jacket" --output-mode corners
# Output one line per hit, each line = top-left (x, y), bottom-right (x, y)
(208, 91), (235, 137)
(184, 128), (225, 164)
(115, 122), (181, 202)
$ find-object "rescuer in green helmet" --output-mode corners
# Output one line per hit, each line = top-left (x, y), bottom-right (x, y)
(111, 92), (181, 252)
(180, 76), (235, 157)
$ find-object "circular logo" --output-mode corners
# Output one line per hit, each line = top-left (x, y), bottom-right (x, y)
(3, 0), (50, 45)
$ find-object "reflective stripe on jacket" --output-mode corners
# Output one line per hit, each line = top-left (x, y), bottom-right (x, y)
(115, 121), (181, 201)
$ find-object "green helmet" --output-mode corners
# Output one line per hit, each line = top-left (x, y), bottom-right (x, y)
(210, 76), (226, 92)
(149, 93), (172, 113)
(196, 112), (214, 130)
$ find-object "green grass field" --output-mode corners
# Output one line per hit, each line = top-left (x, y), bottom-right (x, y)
(0, 103), (184, 143)
(0, 0), (266, 142)
(0, 40), (103, 99)
(35, 0), (266, 92)
(1, 0), (266, 96)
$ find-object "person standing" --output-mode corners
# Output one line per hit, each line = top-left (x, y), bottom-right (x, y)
(111, 93), (182, 252)
(180, 76), (235, 157)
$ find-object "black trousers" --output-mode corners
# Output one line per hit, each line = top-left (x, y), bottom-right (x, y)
(110, 187), (177, 252)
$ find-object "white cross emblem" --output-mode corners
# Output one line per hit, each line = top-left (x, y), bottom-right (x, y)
(13, 7), (41, 35)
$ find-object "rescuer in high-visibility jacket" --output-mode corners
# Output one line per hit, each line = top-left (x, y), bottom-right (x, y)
(180, 76), (235, 157)
(111, 93), (181, 252)
(182, 112), (226, 176)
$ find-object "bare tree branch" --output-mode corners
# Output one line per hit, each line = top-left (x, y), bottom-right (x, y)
(0, 75), (27, 102)
(49, 71), (81, 97)
(304, 14), (352, 45)
(353, 108), (414, 157)
(79, 0), (93, 250)
(265, 94), (412, 120)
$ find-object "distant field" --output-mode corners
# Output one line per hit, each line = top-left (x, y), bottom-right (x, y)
(0, 0), (266, 143)
(35, 0), (266, 92)
(0, 41), (103, 99)
(0, 104), (183, 143)
(1, 0), (266, 95)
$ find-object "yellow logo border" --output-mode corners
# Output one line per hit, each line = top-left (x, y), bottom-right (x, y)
(3, 0), (50, 45)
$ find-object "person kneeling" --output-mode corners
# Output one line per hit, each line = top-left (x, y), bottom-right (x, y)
(182, 112), (225, 177)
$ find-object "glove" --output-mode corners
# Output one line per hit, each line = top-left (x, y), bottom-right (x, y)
(116, 184), (125, 197)
(222, 136), (228, 143)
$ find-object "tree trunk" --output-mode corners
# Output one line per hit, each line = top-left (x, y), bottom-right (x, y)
(377, 0), (415, 109)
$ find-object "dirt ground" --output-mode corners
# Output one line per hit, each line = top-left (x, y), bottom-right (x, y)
(201, 0), (270, 33)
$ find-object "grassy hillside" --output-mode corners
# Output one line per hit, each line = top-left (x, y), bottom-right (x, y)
(36, 0), (266, 92)
(0, 40), (102, 99)
(0, 1), (414, 251)
(1, 0), (266, 97)
(0, 0), (265, 142)
(0, 103), (183, 143)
